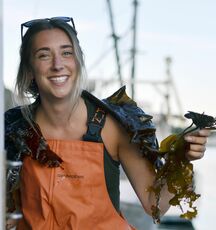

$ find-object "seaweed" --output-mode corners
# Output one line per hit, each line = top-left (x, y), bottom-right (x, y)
(149, 111), (216, 223)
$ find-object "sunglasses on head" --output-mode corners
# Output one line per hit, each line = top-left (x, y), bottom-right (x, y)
(21, 16), (77, 41)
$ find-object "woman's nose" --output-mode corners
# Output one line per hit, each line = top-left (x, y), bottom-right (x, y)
(51, 55), (64, 71)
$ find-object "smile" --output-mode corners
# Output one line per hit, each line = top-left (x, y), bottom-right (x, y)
(49, 76), (68, 84)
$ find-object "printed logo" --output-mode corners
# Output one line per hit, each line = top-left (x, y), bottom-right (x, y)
(57, 174), (84, 179)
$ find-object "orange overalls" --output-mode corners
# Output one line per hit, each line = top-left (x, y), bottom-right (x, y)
(17, 99), (139, 230)
(17, 140), (136, 230)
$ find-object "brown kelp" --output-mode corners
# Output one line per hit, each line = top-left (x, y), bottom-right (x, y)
(149, 111), (216, 223)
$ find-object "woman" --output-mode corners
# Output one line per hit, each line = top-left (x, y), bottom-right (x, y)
(5, 17), (210, 230)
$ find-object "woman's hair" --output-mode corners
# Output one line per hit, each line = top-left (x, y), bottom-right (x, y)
(15, 18), (87, 124)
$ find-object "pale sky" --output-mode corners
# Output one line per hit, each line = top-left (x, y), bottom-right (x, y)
(3, 0), (216, 116)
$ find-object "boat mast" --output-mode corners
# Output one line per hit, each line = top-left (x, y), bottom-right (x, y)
(106, 0), (123, 86)
(130, 0), (138, 99)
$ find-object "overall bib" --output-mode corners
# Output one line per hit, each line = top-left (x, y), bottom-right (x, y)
(17, 101), (136, 230)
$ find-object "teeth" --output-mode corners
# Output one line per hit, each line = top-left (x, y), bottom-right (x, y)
(50, 76), (68, 83)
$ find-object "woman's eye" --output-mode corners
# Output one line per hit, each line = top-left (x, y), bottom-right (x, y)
(38, 53), (50, 60)
(63, 51), (73, 56)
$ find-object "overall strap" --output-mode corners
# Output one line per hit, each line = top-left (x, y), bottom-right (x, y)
(83, 98), (106, 142)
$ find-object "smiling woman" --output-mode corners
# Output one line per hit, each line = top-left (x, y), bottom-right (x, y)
(4, 17), (210, 230)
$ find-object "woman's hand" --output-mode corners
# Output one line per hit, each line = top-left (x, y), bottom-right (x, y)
(184, 129), (211, 161)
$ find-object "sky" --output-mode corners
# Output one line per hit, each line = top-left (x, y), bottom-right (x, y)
(3, 0), (216, 117)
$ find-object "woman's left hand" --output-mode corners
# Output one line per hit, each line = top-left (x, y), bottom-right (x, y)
(184, 129), (211, 161)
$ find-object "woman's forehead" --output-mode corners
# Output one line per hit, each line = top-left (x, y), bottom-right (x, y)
(31, 28), (73, 49)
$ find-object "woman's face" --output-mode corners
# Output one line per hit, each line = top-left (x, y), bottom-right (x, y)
(30, 28), (78, 101)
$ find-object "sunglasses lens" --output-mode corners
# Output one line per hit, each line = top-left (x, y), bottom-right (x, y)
(51, 17), (71, 22)
(23, 19), (44, 28)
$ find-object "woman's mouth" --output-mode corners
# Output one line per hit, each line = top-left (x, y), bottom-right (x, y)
(49, 76), (68, 85)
